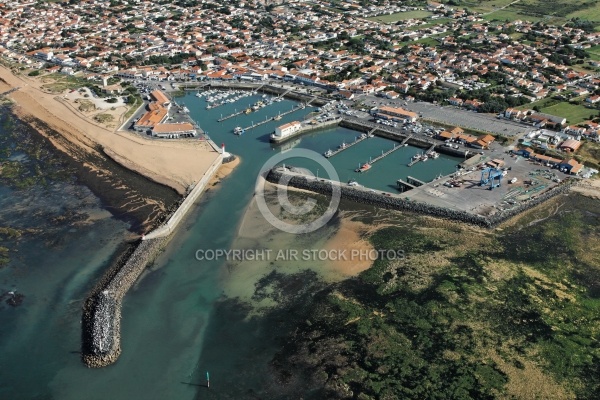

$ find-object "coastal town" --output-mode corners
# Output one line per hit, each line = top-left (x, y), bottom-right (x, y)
(1, 0), (600, 169)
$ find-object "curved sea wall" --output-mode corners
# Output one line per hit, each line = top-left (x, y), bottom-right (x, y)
(266, 168), (575, 228)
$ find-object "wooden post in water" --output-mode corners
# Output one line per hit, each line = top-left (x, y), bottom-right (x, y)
(206, 371), (210, 388)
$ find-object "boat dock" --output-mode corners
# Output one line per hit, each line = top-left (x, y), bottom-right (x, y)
(218, 109), (246, 122)
(408, 143), (437, 167)
(367, 134), (412, 166)
(241, 104), (307, 132)
(325, 134), (368, 158)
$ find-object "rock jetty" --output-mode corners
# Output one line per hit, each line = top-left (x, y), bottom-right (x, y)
(266, 168), (574, 229)
(82, 237), (166, 367)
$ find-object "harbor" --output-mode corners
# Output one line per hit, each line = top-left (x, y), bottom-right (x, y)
(179, 89), (464, 191)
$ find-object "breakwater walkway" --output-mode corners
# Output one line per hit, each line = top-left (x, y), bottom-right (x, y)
(82, 153), (226, 368)
(266, 167), (575, 229)
(144, 154), (224, 239)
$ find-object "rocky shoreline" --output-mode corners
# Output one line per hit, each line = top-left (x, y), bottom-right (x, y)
(266, 168), (575, 229)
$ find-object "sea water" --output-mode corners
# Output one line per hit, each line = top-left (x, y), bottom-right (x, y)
(0, 91), (462, 399)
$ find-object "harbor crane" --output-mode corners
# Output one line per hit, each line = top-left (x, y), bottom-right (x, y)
(479, 167), (503, 190)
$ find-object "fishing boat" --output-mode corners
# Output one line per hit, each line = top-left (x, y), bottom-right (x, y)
(323, 149), (334, 158)
(360, 133), (367, 139)
(274, 113), (282, 121)
(338, 142), (347, 150)
(422, 155), (428, 161)
(233, 126), (244, 135)
(411, 154), (421, 161)
(430, 151), (439, 159)
(355, 162), (371, 173)
(245, 108), (252, 114)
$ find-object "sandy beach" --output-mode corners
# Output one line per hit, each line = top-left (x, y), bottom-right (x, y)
(0, 65), (219, 195)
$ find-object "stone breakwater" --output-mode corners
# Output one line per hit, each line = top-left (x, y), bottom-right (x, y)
(266, 168), (575, 228)
(82, 237), (167, 367)
(82, 154), (229, 368)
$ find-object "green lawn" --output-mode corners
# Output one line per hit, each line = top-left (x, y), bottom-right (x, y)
(368, 10), (432, 23)
(469, 0), (600, 23)
(542, 102), (596, 124)
(461, 0), (517, 14)
(483, 9), (542, 22)
(517, 98), (597, 124)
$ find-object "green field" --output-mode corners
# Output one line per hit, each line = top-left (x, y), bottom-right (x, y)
(368, 10), (432, 23)
(542, 102), (596, 124)
(466, 0), (600, 23)
(483, 9), (542, 22)
(461, 0), (518, 13)
(518, 98), (596, 124)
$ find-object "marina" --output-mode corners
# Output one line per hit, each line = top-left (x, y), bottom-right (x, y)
(180, 90), (463, 191)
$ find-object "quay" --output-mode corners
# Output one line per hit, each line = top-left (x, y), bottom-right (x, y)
(182, 81), (329, 107)
(407, 176), (426, 186)
(397, 179), (417, 192)
(267, 166), (576, 229)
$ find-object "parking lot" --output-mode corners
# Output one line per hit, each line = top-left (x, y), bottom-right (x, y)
(358, 95), (530, 137)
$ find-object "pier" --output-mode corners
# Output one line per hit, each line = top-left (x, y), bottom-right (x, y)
(397, 179), (417, 192)
(217, 109), (245, 122)
(408, 143), (438, 167)
(406, 176), (426, 187)
(325, 133), (368, 158)
(367, 139), (407, 166)
(241, 104), (307, 132)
